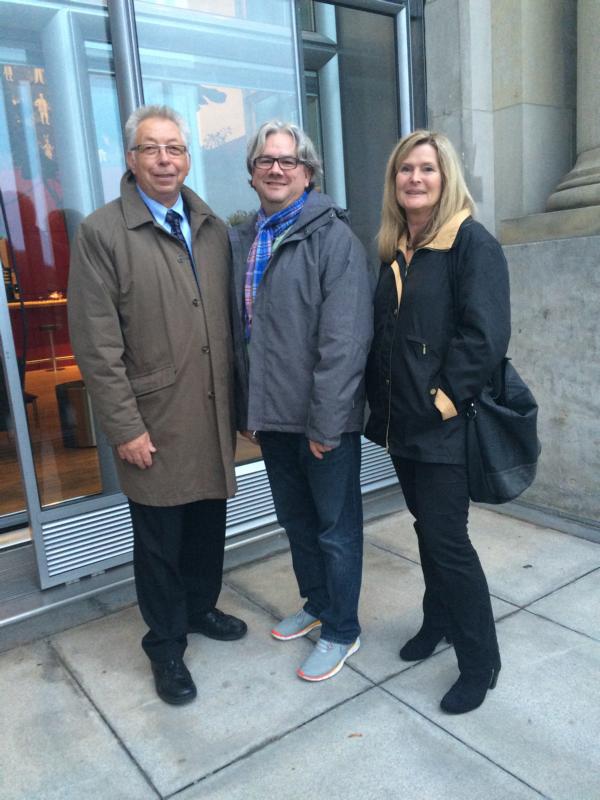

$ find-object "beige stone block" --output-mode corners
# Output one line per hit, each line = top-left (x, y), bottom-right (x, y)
(521, 0), (576, 108)
(492, 0), (524, 108)
(494, 103), (574, 220)
(425, 0), (462, 115)
(492, 0), (576, 110)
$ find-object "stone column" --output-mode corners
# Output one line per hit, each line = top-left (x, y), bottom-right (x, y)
(547, 0), (600, 210)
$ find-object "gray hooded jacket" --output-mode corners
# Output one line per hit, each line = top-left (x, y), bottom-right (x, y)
(229, 190), (374, 448)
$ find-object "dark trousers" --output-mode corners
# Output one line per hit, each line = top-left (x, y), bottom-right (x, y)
(392, 457), (499, 675)
(129, 498), (226, 663)
(259, 432), (363, 645)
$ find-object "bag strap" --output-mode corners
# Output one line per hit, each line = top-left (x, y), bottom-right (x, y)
(448, 232), (505, 402)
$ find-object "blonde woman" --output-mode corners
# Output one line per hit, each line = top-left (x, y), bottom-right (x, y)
(365, 131), (510, 714)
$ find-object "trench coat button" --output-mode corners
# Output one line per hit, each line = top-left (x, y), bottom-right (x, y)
(429, 388), (437, 395)
(192, 298), (200, 306)
(202, 345), (210, 353)
(385, 378), (390, 385)
(393, 309), (398, 316)
(208, 391), (215, 400)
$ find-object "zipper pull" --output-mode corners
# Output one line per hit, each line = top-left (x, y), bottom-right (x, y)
(422, 343), (427, 355)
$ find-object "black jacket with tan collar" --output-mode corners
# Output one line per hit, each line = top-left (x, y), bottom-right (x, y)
(365, 211), (511, 464)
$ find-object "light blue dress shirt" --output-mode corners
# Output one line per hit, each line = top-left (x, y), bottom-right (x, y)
(136, 185), (198, 283)
(136, 186), (193, 252)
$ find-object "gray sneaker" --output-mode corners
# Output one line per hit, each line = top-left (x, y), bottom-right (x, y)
(297, 637), (360, 682)
(271, 609), (321, 641)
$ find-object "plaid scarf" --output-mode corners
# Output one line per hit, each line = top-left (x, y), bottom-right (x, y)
(244, 191), (307, 341)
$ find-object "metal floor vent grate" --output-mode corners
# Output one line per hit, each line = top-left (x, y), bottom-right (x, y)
(38, 440), (396, 585)
(43, 503), (132, 577)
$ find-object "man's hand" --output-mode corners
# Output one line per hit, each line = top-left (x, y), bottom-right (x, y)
(117, 432), (157, 469)
(241, 430), (260, 445)
(309, 440), (334, 460)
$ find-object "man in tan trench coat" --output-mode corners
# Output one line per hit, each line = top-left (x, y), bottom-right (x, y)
(68, 104), (247, 706)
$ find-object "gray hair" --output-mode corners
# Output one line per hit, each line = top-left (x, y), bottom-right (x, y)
(124, 104), (191, 150)
(246, 120), (322, 187)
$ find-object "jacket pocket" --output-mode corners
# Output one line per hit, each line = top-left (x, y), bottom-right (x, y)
(129, 364), (176, 397)
(405, 334), (431, 359)
(396, 335), (441, 424)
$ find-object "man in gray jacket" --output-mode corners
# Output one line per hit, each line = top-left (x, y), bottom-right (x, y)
(69, 105), (246, 706)
(230, 120), (373, 681)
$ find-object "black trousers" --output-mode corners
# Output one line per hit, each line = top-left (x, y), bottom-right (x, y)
(128, 498), (226, 663)
(392, 457), (499, 675)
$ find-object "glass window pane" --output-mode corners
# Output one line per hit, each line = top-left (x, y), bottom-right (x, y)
(0, 333), (27, 520)
(134, 0), (301, 222)
(0, 0), (124, 511)
(134, 0), (301, 467)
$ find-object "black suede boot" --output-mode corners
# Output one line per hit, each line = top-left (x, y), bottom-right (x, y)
(399, 625), (452, 661)
(440, 664), (500, 714)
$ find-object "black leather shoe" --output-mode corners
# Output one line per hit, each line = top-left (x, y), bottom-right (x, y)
(440, 665), (500, 714)
(151, 658), (197, 705)
(399, 626), (452, 661)
(188, 608), (248, 641)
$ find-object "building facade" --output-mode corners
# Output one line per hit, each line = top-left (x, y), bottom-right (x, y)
(1, 0), (597, 612)
(0, 0), (424, 595)
(425, 0), (599, 533)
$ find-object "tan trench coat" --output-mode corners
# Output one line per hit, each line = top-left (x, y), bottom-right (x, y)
(68, 172), (237, 506)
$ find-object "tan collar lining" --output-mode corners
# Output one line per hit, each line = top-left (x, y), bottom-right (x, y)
(397, 208), (471, 257)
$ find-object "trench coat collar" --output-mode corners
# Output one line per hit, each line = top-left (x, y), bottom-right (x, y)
(398, 208), (471, 257)
(120, 170), (216, 233)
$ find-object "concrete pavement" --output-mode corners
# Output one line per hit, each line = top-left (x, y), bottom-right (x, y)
(1, 506), (599, 800)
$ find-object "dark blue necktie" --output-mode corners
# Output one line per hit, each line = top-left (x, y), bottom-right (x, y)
(165, 209), (198, 285)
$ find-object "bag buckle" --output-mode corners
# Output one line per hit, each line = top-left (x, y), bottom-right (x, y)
(466, 401), (477, 420)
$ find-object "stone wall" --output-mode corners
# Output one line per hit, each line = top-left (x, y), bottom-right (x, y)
(506, 236), (600, 522)
(424, 0), (577, 234)
(425, 0), (598, 527)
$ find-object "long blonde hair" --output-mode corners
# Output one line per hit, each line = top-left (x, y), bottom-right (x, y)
(377, 130), (475, 262)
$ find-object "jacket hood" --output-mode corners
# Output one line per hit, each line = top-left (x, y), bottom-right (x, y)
(228, 190), (350, 245)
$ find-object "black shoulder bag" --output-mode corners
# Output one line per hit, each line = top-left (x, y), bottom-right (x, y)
(465, 358), (541, 503)
(450, 248), (541, 504)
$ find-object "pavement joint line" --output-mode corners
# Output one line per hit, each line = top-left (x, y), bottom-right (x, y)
(517, 564), (600, 609)
(342, 641), (455, 689)
(376, 682), (552, 800)
(221, 578), (289, 624)
(520, 606), (600, 643)
(364, 538), (421, 566)
(47, 639), (163, 800)
(162, 683), (376, 799)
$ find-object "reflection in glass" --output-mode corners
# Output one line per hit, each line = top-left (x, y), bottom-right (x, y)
(0, 0), (122, 512)
(134, 0), (300, 223)
(0, 335), (27, 519)
(134, 0), (301, 468)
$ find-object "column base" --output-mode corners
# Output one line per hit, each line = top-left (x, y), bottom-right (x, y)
(499, 205), (600, 245)
(546, 147), (600, 211)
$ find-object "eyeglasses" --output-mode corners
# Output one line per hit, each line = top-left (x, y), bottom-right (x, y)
(252, 155), (306, 171)
(131, 144), (188, 158)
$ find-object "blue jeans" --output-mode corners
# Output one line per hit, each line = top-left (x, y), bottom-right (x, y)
(259, 432), (363, 645)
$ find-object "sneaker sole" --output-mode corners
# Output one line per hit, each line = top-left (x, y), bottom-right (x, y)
(271, 619), (322, 641)
(296, 638), (361, 682)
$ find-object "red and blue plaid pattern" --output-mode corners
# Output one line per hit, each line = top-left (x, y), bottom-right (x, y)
(244, 192), (307, 341)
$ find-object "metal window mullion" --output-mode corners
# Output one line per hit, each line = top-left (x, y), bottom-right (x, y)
(291, 0), (307, 128)
(107, 0), (145, 146)
(0, 294), (45, 579)
(396, 3), (413, 135)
